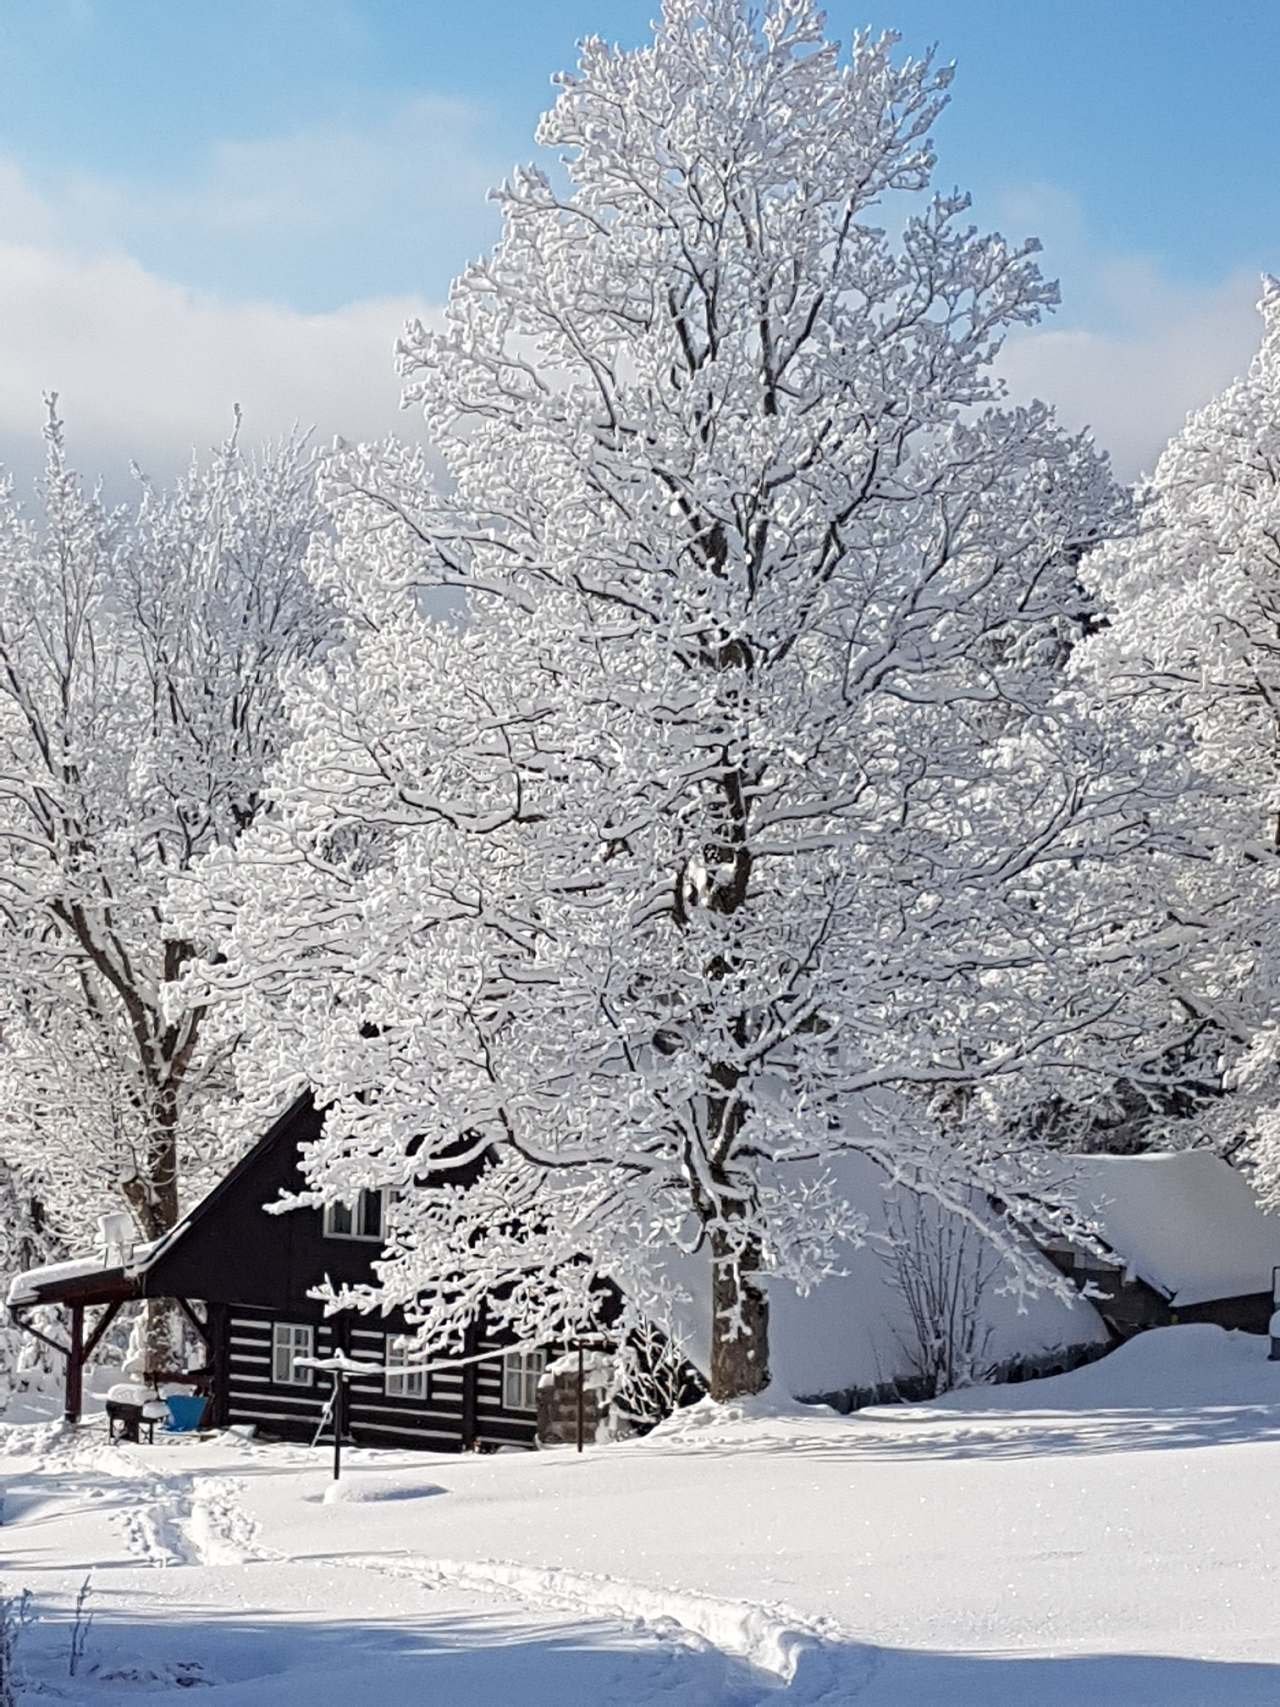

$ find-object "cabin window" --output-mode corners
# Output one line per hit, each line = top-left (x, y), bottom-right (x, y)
(271, 1322), (314, 1386)
(501, 1348), (547, 1412)
(323, 1189), (386, 1242)
(385, 1336), (429, 1401)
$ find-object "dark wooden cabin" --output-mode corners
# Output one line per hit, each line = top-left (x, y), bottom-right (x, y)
(7, 1095), (548, 1451)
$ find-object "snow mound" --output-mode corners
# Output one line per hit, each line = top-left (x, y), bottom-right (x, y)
(881, 1325), (1280, 1418)
(649, 1389), (839, 1440)
(322, 1475), (446, 1505)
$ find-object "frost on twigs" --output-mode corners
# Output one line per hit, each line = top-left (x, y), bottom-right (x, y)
(0, 413), (334, 1351)
(188, 1), (1209, 1399)
(1079, 280), (1280, 1204)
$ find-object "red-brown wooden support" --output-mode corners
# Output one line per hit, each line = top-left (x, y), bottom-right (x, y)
(65, 1302), (85, 1425)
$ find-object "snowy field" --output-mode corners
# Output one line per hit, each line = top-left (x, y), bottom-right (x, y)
(3, 1325), (1279, 1705)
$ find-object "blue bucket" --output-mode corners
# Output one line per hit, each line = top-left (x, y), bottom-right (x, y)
(165, 1394), (207, 1432)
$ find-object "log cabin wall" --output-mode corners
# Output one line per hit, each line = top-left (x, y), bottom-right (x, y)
(138, 1095), (544, 1452)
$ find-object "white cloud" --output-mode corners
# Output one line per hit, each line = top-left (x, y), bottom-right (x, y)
(994, 184), (1264, 479)
(5, 92), (510, 313)
(58, 94), (505, 246)
(0, 160), (1265, 499)
(0, 235), (441, 491)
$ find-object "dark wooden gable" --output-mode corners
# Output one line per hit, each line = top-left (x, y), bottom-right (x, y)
(143, 1094), (388, 1317)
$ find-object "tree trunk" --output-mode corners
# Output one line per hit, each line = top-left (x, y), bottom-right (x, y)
(709, 1227), (770, 1402)
(122, 1094), (182, 1375)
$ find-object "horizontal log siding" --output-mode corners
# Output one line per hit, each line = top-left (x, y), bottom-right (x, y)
(225, 1310), (332, 1439)
(224, 1310), (537, 1451)
(343, 1321), (467, 1449)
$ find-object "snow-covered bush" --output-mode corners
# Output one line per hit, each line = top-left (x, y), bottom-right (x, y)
(880, 1188), (1000, 1397)
(0, 1588), (32, 1707)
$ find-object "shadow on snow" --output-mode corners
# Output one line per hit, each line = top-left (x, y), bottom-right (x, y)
(13, 1604), (1280, 1706)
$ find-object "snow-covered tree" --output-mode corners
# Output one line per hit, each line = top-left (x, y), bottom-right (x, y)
(191, 0), (1203, 1399)
(1080, 280), (1280, 1198)
(0, 407), (331, 1352)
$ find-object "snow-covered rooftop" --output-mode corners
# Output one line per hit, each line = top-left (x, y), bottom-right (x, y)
(1067, 1151), (1280, 1307)
(5, 1231), (179, 1308)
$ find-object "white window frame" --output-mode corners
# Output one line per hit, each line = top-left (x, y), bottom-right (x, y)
(385, 1335), (429, 1401)
(322, 1188), (386, 1242)
(501, 1348), (547, 1413)
(271, 1322), (315, 1387)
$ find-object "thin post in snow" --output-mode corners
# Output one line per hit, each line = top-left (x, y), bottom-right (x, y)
(332, 1370), (345, 1481)
(576, 1342), (585, 1453)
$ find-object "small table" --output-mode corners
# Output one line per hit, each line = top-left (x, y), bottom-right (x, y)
(106, 1397), (169, 1444)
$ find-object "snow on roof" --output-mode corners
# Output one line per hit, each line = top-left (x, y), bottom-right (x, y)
(5, 1230), (180, 1308)
(1065, 1151), (1280, 1308)
(652, 1152), (1108, 1400)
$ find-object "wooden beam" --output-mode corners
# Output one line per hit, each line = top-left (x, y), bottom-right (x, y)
(332, 1372), (345, 1482)
(208, 1302), (230, 1429)
(461, 1318), (480, 1450)
(80, 1298), (123, 1365)
(9, 1307), (70, 1360)
(175, 1296), (212, 1348)
(576, 1342), (585, 1453)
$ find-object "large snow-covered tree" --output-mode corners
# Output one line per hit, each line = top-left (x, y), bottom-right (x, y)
(0, 407), (332, 1337)
(191, 1), (1204, 1399)
(1079, 280), (1280, 1199)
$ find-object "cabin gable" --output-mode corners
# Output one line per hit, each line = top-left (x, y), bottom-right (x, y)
(143, 1095), (388, 1315)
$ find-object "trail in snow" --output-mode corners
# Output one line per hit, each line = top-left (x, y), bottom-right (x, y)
(117, 1473), (271, 1569)
(347, 1549), (880, 1701)
(107, 1464), (857, 1699)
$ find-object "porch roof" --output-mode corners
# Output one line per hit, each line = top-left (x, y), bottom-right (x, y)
(6, 1231), (180, 1311)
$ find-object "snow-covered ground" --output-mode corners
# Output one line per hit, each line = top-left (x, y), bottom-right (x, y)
(3, 1325), (1279, 1704)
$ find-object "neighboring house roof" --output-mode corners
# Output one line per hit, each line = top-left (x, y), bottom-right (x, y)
(1066, 1151), (1280, 1308)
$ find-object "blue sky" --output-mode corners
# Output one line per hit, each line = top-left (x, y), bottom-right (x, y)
(0, 0), (1273, 481)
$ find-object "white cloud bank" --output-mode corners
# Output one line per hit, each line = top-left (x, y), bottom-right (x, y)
(995, 187), (1264, 479)
(0, 232), (439, 489)
(0, 156), (1265, 493)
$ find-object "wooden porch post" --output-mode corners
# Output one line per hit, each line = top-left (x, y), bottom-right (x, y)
(332, 1371), (346, 1482)
(65, 1302), (85, 1425)
(208, 1302), (231, 1428)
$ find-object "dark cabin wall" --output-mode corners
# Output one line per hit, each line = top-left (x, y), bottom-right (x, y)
(221, 1306), (488, 1449)
(142, 1094), (541, 1451)
(218, 1307), (538, 1450)
(144, 1097), (395, 1316)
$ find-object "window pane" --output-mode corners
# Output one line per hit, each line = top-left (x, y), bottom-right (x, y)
(272, 1322), (313, 1386)
(502, 1349), (547, 1411)
(386, 1335), (426, 1399)
(325, 1201), (353, 1237)
(358, 1189), (384, 1240)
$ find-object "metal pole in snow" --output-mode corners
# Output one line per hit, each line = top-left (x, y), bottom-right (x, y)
(333, 1371), (344, 1481)
(576, 1342), (585, 1453)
